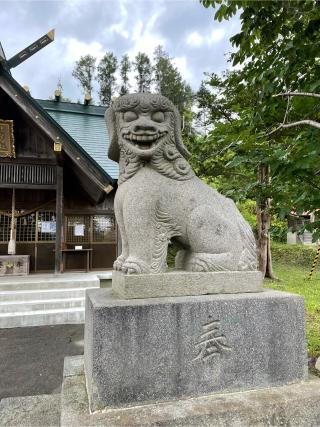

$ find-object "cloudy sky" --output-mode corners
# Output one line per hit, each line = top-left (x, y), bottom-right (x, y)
(0, 0), (240, 102)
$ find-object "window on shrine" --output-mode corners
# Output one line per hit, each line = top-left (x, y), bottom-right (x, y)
(16, 213), (36, 242)
(65, 215), (116, 244)
(0, 212), (116, 244)
(65, 215), (91, 244)
(37, 211), (56, 241)
(92, 215), (116, 242)
(0, 211), (56, 243)
(0, 214), (10, 242)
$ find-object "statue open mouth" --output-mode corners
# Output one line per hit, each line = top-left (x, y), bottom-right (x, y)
(122, 131), (167, 150)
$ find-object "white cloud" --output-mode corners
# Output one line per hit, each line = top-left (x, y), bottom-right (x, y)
(61, 38), (105, 65)
(128, 8), (166, 58)
(208, 28), (226, 44)
(2, 0), (241, 100)
(103, 0), (129, 40)
(186, 31), (203, 47)
(172, 56), (192, 81)
(186, 28), (226, 49)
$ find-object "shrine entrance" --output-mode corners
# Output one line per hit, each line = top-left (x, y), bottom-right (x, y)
(0, 190), (117, 273)
(0, 58), (117, 274)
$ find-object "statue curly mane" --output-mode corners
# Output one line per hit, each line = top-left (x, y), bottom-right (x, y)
(106, 93), (193, 184)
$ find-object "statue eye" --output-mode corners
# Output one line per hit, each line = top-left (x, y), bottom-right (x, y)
(123, 111), (138, 122)
(151, 111), (165, 123)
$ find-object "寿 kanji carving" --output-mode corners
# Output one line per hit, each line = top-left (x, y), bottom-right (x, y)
(193, 320), (232, 362)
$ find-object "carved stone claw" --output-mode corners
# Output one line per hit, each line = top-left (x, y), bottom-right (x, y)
(113, 255), (126, 271)
(121, 257), (150, 275)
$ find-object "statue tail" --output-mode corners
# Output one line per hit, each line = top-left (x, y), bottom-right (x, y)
(237, 214), (258, 271)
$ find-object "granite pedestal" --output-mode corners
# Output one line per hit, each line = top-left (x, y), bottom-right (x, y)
(61, 358), (320, 427)
(112, 270), (263, 299)
(84, 287), (307, 412)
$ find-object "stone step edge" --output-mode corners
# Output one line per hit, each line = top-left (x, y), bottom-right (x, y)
(0, 274), (99, 283)
(0, 297), (84, 306)
(0, 279), (99, 286)
(0, 280), (99, 288)
(0, 286), (98, 295)
(0, 306), (84, 318)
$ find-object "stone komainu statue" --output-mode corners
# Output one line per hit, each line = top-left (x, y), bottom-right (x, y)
(106, 93), (257, 274)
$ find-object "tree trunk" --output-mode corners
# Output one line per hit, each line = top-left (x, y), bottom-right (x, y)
(256, 165), (276, 279)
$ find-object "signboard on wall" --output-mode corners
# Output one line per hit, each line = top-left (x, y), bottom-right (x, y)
(0, 120), (15, 158)
(74, 224), (85, 236)
(40, 221), (56, 234)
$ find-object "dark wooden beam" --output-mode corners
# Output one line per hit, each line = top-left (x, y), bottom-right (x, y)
(0, 184), (56, 190)
(7, 30), (55, 69)
(0, 42), (6, 67)
(55, 165), (63, 274)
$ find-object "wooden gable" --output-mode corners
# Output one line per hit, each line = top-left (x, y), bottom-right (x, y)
(0, 66), (115, 203)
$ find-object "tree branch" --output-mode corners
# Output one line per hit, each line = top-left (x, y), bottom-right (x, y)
(267, 119), (320, 136)
(282, 95), (291, 125)
(273, 92), (320, 99)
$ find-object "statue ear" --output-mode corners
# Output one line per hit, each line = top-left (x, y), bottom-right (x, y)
(105, 106), (120, 163)
(173, 107), (191, 160)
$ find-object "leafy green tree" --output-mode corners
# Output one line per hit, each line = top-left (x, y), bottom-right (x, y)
(153, 46), (192, 113)
(119, 54), (131, 96)
(199, 0), (320, 277)
(133, 52), (152, 93)
(72, 54), (96, 96)
(97, 52), (118, 106)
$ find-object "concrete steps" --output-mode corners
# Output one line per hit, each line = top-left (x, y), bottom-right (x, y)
(0, 287), (88, 302)
(0, 275), (99, 291)
(0, 297), (84, 313)
(0, 273), (102, 328)
(0, 307), (85, 328)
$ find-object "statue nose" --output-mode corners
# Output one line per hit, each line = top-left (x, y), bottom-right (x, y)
(133, 123), (157, 133)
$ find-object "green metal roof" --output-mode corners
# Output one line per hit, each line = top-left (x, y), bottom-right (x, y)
(36, 99), (119, 180)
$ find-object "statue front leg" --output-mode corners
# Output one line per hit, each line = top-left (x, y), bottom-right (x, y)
(120, 195), (156, 274)
(121, 200), (180, 275)
(113, 193), (129, 271)
(121, 225), (154, 274)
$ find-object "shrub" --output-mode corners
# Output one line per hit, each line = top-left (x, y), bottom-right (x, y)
(237, 200), (256, 229)
(271, 241), (317, 268)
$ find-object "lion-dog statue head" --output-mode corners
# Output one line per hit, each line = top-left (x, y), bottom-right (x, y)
(106, 93), (194, 184)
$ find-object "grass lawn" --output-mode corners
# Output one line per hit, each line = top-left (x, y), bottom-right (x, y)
(264, 262), (320, 358)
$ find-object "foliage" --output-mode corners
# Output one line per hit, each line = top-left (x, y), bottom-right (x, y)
(237, 200), (287, 241)
(198, 0), (320, 240)
(153, 46), (193, 115)
(237, 200), (256, 229)
(269, 215), (288, 242)
(271, 241), (317, 268)
(119, 54), (131, 96)
(97, 52), (118, 106)
(133, 52), (153, 93)
(266, 261), (320, 358)
(71, 49), (195, 130)
(72, 54), (96, 95)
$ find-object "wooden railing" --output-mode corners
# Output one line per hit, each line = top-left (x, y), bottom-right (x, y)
(0, 163), (56, 185)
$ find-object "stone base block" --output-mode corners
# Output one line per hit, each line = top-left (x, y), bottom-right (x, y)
(112, 270), (263, 299)
(84, 288), (307, 411)
(61, 356), (320, 427)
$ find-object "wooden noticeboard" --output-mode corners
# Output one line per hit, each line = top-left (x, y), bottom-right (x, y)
(0, 119), (15, 158)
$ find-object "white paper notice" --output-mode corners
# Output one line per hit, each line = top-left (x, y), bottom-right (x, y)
(41, 221), (56, 233)
(74, 224), (85, 236)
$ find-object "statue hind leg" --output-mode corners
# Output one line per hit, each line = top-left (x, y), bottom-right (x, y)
(176, 205), (241, 272)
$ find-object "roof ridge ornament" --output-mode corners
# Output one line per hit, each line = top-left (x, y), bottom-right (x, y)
(4, 29), (55, 70)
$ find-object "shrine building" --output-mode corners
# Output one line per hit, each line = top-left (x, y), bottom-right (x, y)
(0, 53), (119, 274)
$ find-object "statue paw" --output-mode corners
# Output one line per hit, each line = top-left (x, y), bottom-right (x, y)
(186, 252), (234, 272)
(121, 257), (150, 274)
(113, 255), (126, 271)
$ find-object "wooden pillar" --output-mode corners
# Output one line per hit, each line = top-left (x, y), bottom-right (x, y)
(55, 165), (63, 273)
